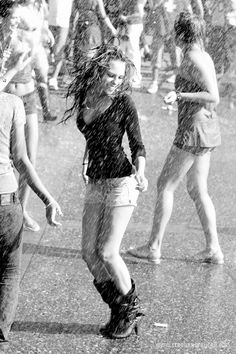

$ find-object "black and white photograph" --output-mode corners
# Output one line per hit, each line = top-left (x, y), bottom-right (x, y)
(0, 0), (235, 353)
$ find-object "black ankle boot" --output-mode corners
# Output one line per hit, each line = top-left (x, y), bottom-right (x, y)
(109, 279), (144, 339)
(93, 279), (122, 334)
(37, 83), (57, 121)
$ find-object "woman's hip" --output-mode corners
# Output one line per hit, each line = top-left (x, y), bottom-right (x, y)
(84, 176), (139, 207)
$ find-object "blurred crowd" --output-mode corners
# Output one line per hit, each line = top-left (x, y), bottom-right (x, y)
(1, 1), (235, 102)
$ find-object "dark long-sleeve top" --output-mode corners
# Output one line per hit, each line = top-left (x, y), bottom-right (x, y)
(77, 93), (146, 180)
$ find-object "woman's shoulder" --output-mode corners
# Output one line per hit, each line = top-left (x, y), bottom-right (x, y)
(117, 93), (136, 109)
(188, 49), (214, 68)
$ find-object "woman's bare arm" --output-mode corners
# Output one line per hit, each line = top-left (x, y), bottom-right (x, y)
(97, 0), (117, 37)
(12, 105), (62, 225)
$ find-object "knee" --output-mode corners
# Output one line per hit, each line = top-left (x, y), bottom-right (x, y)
(157, 177), (171, 195)
(187, 182), (206, 202)
(187, 183), (198, 201)
(98, 247), (117, 265)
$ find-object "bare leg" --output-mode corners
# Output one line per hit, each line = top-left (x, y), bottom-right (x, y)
(49, 26), (69, 88)
(99, 205), (135, 295)
(148, 36), (164, 94)
(34, 47), (57, 121)
(128, 145), (194, 261)
(81, 202), (111, 282)
(18, 113), (39, 231)
(149, 146), (194, 251)
(186, 152), (224, 263)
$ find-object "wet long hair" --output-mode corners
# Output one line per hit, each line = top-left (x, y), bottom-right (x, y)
(174, 11), (206, 47)
(63, 44), (136, 123)
(0, 0), (17, 18)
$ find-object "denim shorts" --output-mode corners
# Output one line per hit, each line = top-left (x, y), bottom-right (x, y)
(85, 176), (139, 207)
(174, 143), (215, 156)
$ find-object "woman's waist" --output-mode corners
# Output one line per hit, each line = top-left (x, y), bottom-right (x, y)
(87, 159), (133, 179)
(88, 154), (132, 167)
(178, 105), (217, 123)
(89, 174), (135, 185)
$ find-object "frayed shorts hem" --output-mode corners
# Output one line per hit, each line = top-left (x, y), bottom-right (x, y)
(84, 175), (139, 207)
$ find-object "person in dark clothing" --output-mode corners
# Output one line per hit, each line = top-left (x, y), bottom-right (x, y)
(128, 12), (224, 265)
(64, 44), (148, 339)
(101, 0), (123, 43)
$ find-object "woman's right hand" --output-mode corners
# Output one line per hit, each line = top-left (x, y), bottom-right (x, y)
(82, 164), (89, 185)
(164, 91), (177, 105)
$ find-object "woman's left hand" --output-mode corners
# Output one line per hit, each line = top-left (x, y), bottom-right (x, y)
(45, 199), (63, 227)
(135, 173), (148, 192)
(164, 91), (177, 105)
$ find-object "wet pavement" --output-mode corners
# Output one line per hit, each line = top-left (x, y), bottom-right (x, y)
(4, 66), (236, 354)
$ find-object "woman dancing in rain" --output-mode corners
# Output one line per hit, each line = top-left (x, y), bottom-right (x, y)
(128, 11), (224, 265)
(64, 44), (148, 339)
(0, 50), (62, 350)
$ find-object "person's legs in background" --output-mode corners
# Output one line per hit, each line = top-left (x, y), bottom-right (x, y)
(165, 33), (181, 84)
(124, 23), (143, 88)
(128, 145), (194, 262)
(49, 26), (69, 90)
(34, 46), (57, 121)
(147, 35), (164, 94)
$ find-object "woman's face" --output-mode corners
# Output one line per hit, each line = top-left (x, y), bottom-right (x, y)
(100, 60), (126, 96)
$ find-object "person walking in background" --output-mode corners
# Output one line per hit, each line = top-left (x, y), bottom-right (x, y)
(0, 1), (42, 232)
(119, 0), (147, 89)
(101, 0), (123, 44)
(147, 0), (203, 94)
(48, 0), (73, 90)
(14, 0), (56, 121)
(128, 11), (224, 265)
(147, 0), (192, 94)
(64, 44), (148, 339)
(218, 0), (236, 109)
(0, 51), (62, 350)
(66, 0), (117, 69)
(146, 0), (173, 94)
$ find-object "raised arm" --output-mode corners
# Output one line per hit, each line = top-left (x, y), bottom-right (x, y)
(96, 0), (117, 37)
